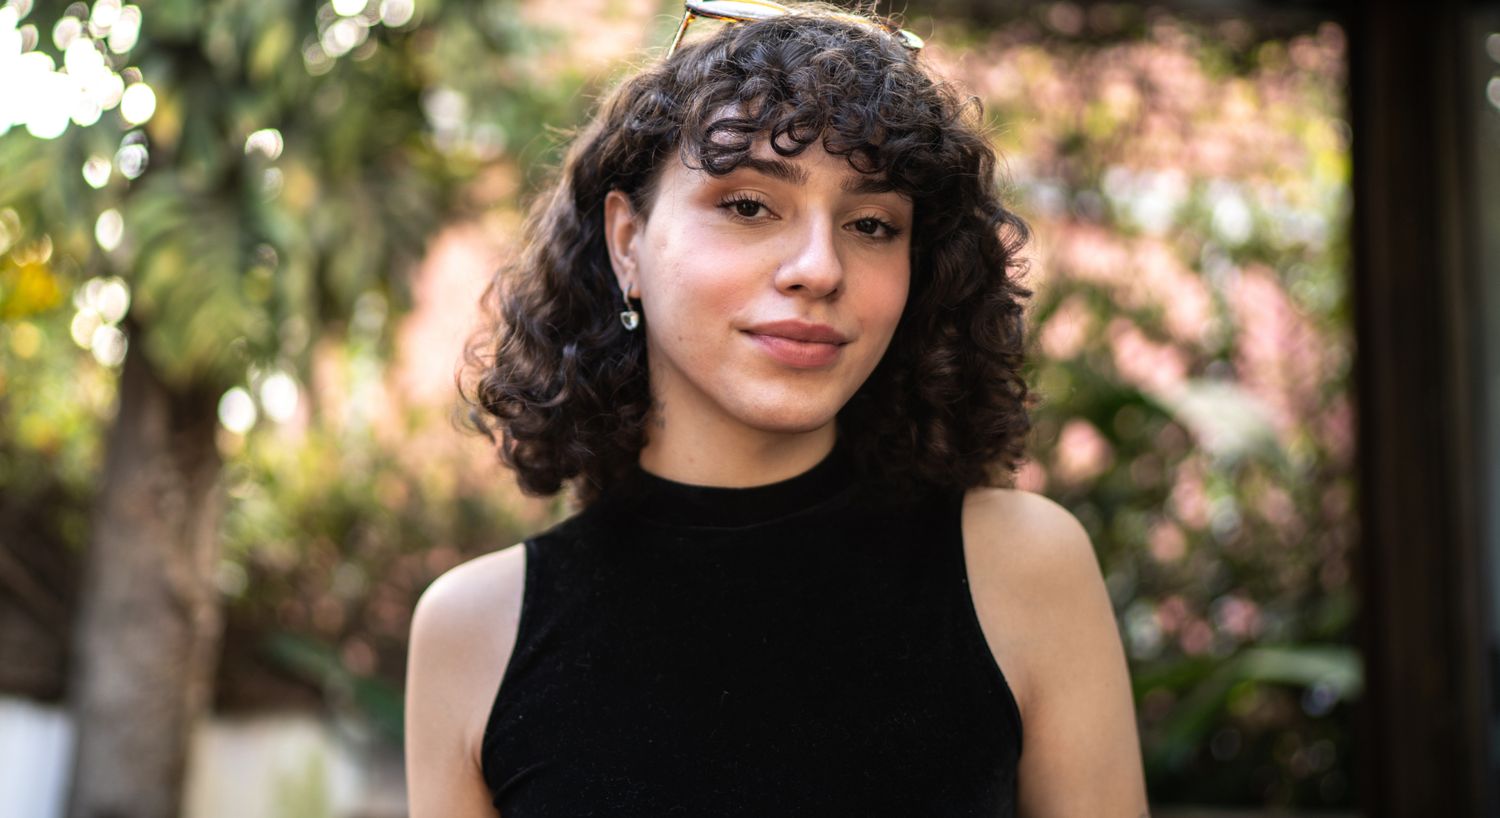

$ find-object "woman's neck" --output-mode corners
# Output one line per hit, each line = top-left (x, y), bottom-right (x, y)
(636, 417), (840, 489)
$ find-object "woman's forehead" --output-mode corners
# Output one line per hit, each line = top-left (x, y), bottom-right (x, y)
(672, 130), (902, 196)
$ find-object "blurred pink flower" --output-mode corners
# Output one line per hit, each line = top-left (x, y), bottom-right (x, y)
(1054, 419), (1114, 484)
(519, 0), (658, 73)
(1254, 482), (1305, 540)
(976, 60), (1025, 104)
(1229, 263), (1328, 443)
(1148, 517), (1188, 562)
(1212, 593), (1264, 640)
(1099, 69), (1142, 122)
(1190, 126), (1238, 177)
(1053, 222), (1133, 290)
(1317, 391), (1356, 467)
(1108, 317), (1189, 395)
(1132, 238), (1215, 347)
(381, 216), (565, 528)
(1039, 293), (1094, 360)
(391, 222), (498, 408)
(1139, 37), (1209, 114)
(1180, 619), (1216, 655)
(1170, 457), (1212, 529)
(1015, 458), (1050, 493)
(1040, 226), (1214, 353)
(1156, 594), (1190, 633)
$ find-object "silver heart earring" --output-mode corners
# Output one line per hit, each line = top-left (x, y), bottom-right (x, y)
(619, 287), (641, 331)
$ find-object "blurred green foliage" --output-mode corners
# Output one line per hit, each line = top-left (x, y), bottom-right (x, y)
(0, 0), (612, 765)
(215, 388), (545, 743)
(1, 0), (589, 392)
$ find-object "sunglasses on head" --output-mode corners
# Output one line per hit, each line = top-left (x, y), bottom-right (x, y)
(666, 0), (926, 59)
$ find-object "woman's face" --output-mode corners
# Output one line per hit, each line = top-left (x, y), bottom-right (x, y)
(603, 136), (913, 441)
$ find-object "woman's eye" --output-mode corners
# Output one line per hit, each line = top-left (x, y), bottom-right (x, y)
(733, 199), (764, 218)
(717, 195), (771, 221)
(853, 216), (901, 239)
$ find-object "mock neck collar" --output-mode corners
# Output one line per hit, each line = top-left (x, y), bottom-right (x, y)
(609, 436), (858, 531)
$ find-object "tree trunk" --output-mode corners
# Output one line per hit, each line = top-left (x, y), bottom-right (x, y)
(65, 324), (228, 818)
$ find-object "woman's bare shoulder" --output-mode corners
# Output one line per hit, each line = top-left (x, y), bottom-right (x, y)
(958, 487), (1106, 720)
(415, 543), (528, 634)
(407, 543), (528, 776)
(960, 487), (1095, 574)
(959, 486), (1149, 813)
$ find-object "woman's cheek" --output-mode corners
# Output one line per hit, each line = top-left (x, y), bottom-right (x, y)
(869, 268), (911, 330)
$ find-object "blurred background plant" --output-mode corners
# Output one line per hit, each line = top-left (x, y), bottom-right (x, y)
(0, 0), (606, 813)
(0, 0), (1356, 814)
(923, 9), (1357, 806)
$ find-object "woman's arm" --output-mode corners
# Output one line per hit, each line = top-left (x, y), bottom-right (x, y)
(964, 489), (1151, 817)
(405, 546), (526, 818)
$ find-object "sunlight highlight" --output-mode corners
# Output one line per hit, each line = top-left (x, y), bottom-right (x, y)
(0, 0), (148, 138)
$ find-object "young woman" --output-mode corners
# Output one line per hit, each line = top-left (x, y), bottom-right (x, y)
(405, 2), (1149, 815)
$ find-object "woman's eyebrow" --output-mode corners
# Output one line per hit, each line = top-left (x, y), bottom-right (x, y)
(733, 155), (899, 196)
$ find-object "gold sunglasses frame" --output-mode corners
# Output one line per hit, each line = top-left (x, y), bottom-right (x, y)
(665, 0), (926, 59)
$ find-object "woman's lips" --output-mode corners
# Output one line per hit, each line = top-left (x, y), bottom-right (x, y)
(745, 331), (845, 368)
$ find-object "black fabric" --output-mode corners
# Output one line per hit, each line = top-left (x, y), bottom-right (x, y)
(479, 436), (1023, 816)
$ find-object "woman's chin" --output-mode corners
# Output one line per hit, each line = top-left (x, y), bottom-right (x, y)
(728, 395), (846, 435)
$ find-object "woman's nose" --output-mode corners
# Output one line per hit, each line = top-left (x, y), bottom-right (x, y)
(772, 216), (846, 298)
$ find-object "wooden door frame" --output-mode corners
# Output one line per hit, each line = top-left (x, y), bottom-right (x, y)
(1347, 1), (1496, 815)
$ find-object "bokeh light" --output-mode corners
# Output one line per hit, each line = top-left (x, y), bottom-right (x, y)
(115, 135), (147, 178)
(218, 387), (258, 434)
(85, 275), (130, 323)
(52, 15), (81, 50)
(0, 208), (18, 255)
(67, 274), (132, 366)
(255, 368), (301, 424)
(82, 154), (111, 188)
(329, 17), (368, 58)
(89, 323), (126, 366)
(69, 307), (100, 349)
(93, 208), (122, 251)
(89, 0), (121, 30)
(300, 0), (413, 74)
(244, 127), (284, 160)
(119, 80), (153, 124)
(0, 0), (149, 139)
(379, 0), (414, 27)
(107, 5), (139, 53)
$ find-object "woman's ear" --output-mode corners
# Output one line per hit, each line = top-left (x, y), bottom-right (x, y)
(603, 189), (641, 298)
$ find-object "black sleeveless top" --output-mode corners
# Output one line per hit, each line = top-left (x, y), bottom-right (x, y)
(480, 439), (1023, 816)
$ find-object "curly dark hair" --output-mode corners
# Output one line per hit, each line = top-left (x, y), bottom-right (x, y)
(457, 1), (1037, 506)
